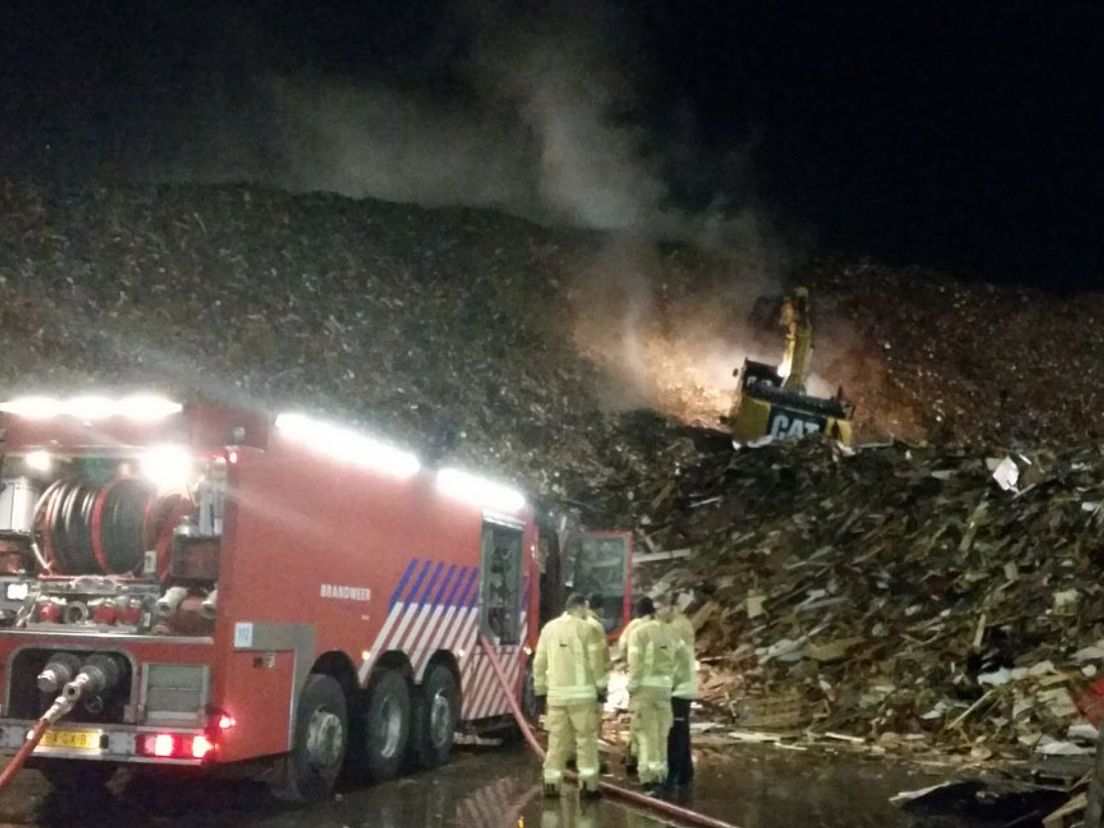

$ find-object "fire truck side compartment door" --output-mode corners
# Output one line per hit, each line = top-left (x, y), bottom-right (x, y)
(219, 650), (296, 761)
(479, 520), (523, 646)
(217, 622), (314, 762)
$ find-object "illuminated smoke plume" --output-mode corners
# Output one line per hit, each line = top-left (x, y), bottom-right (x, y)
(566, 240), (787, 426)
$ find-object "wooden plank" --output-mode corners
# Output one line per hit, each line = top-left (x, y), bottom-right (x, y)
(633, 548), (693, 565)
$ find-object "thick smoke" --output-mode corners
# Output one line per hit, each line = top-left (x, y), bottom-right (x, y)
(567, 240), (790, 425)
(19, 2), (801, 425)
(241, 4), (796, 421)
(268, 77), (537, 213)
(252, 3), (774, 247)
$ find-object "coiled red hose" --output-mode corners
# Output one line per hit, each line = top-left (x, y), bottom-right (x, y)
(32, 478), (186, 576)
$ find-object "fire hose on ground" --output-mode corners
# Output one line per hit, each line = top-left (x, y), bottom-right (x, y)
(478, 635), (742, 828)
(0, 654), (119, 793)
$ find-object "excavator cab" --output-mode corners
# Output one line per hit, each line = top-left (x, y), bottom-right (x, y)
(729, 287), (855, 445)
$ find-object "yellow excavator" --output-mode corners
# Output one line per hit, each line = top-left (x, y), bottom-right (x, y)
(729, 287), (854, 444)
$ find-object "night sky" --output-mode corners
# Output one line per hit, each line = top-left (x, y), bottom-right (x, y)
(2, 1), (1101, 288)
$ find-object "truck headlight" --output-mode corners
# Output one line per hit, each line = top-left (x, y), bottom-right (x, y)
(5, 582), (29, 602)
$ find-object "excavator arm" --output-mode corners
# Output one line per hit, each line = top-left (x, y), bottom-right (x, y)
(780, 288), (812, 393)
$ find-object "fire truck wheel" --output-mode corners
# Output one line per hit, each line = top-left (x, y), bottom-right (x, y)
(362, 668), (411, 782)
(409, 664), (459, 770)
(270, 674), (348, 804)
(38, 760), (116, 792)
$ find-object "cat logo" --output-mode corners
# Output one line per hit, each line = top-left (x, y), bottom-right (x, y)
(768, 410), (824, 439)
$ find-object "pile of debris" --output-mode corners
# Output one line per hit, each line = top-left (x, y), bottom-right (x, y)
(6, 181), (1104, 483)
(606, 437), (1104, 759)
(797, 258), (1104, 449)
(8, 180), (1104, 763)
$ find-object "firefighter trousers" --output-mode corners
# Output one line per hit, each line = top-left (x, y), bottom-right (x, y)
(630, 688), (673, 785)
(566, 701), (603, 764)
(543, 703), (600, 792)
(666, 696), (694, 787)
(625, 704), (640, 767)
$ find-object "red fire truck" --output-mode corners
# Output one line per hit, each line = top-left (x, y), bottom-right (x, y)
(0, 395), (632, 801)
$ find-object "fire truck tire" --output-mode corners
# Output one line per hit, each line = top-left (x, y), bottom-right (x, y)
(408, 664), (459, 770)
(362, 668), (411, 782)
(38, 760), (115, 792)
(270, 674), (348, 804)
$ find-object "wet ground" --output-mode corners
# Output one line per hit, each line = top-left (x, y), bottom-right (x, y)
(0, 746), (976, 827)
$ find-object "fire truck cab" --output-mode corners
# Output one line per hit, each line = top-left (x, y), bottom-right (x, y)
(0, 395), (631, 801)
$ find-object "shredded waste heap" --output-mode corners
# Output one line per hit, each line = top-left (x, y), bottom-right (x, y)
(598, 433), (1104, 759)
(5, 181), (1104, 759)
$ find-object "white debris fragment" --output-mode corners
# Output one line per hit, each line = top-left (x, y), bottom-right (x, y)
(1072, 645), (1104, 663)
(1067, 722), (1099, 743)
(978, 668), (1013, 686)
(988, 456), (1020, 491)
(1054, 589), (1080, 610)
(1035, 736), (1094, 756)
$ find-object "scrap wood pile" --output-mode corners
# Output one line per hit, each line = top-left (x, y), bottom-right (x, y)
(8, 180), (1104, 762)
(602, 435), (1104, 759)
(783, 257), (1104, 449)
(5, 180), (1104, 471)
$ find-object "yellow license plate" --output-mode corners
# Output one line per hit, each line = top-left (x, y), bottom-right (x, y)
(39, 729), (102, 751)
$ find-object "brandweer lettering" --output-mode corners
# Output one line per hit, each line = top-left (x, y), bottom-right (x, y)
(320, 584), (372, 601)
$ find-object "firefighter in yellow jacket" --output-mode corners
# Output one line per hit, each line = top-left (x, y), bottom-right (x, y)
(533, 593), (608, 797)
(664, 601), (698, 789)
(585, 593), (611, 769)
(564, 594), (612, 771)
(616, 601), (648, 776)
(626, 595), (688, 794)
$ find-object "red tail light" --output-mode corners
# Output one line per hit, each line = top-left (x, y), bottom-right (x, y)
(138, 732), (213, 760)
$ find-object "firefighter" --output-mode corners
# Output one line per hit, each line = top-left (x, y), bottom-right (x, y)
(617, 597), (648, 777)
(586, 593), (611, 771)
(533, 593), (605, 798)
(662, 599), (698, 790)
(565, 593), (611, 772)
(626, 595), (687, 795)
